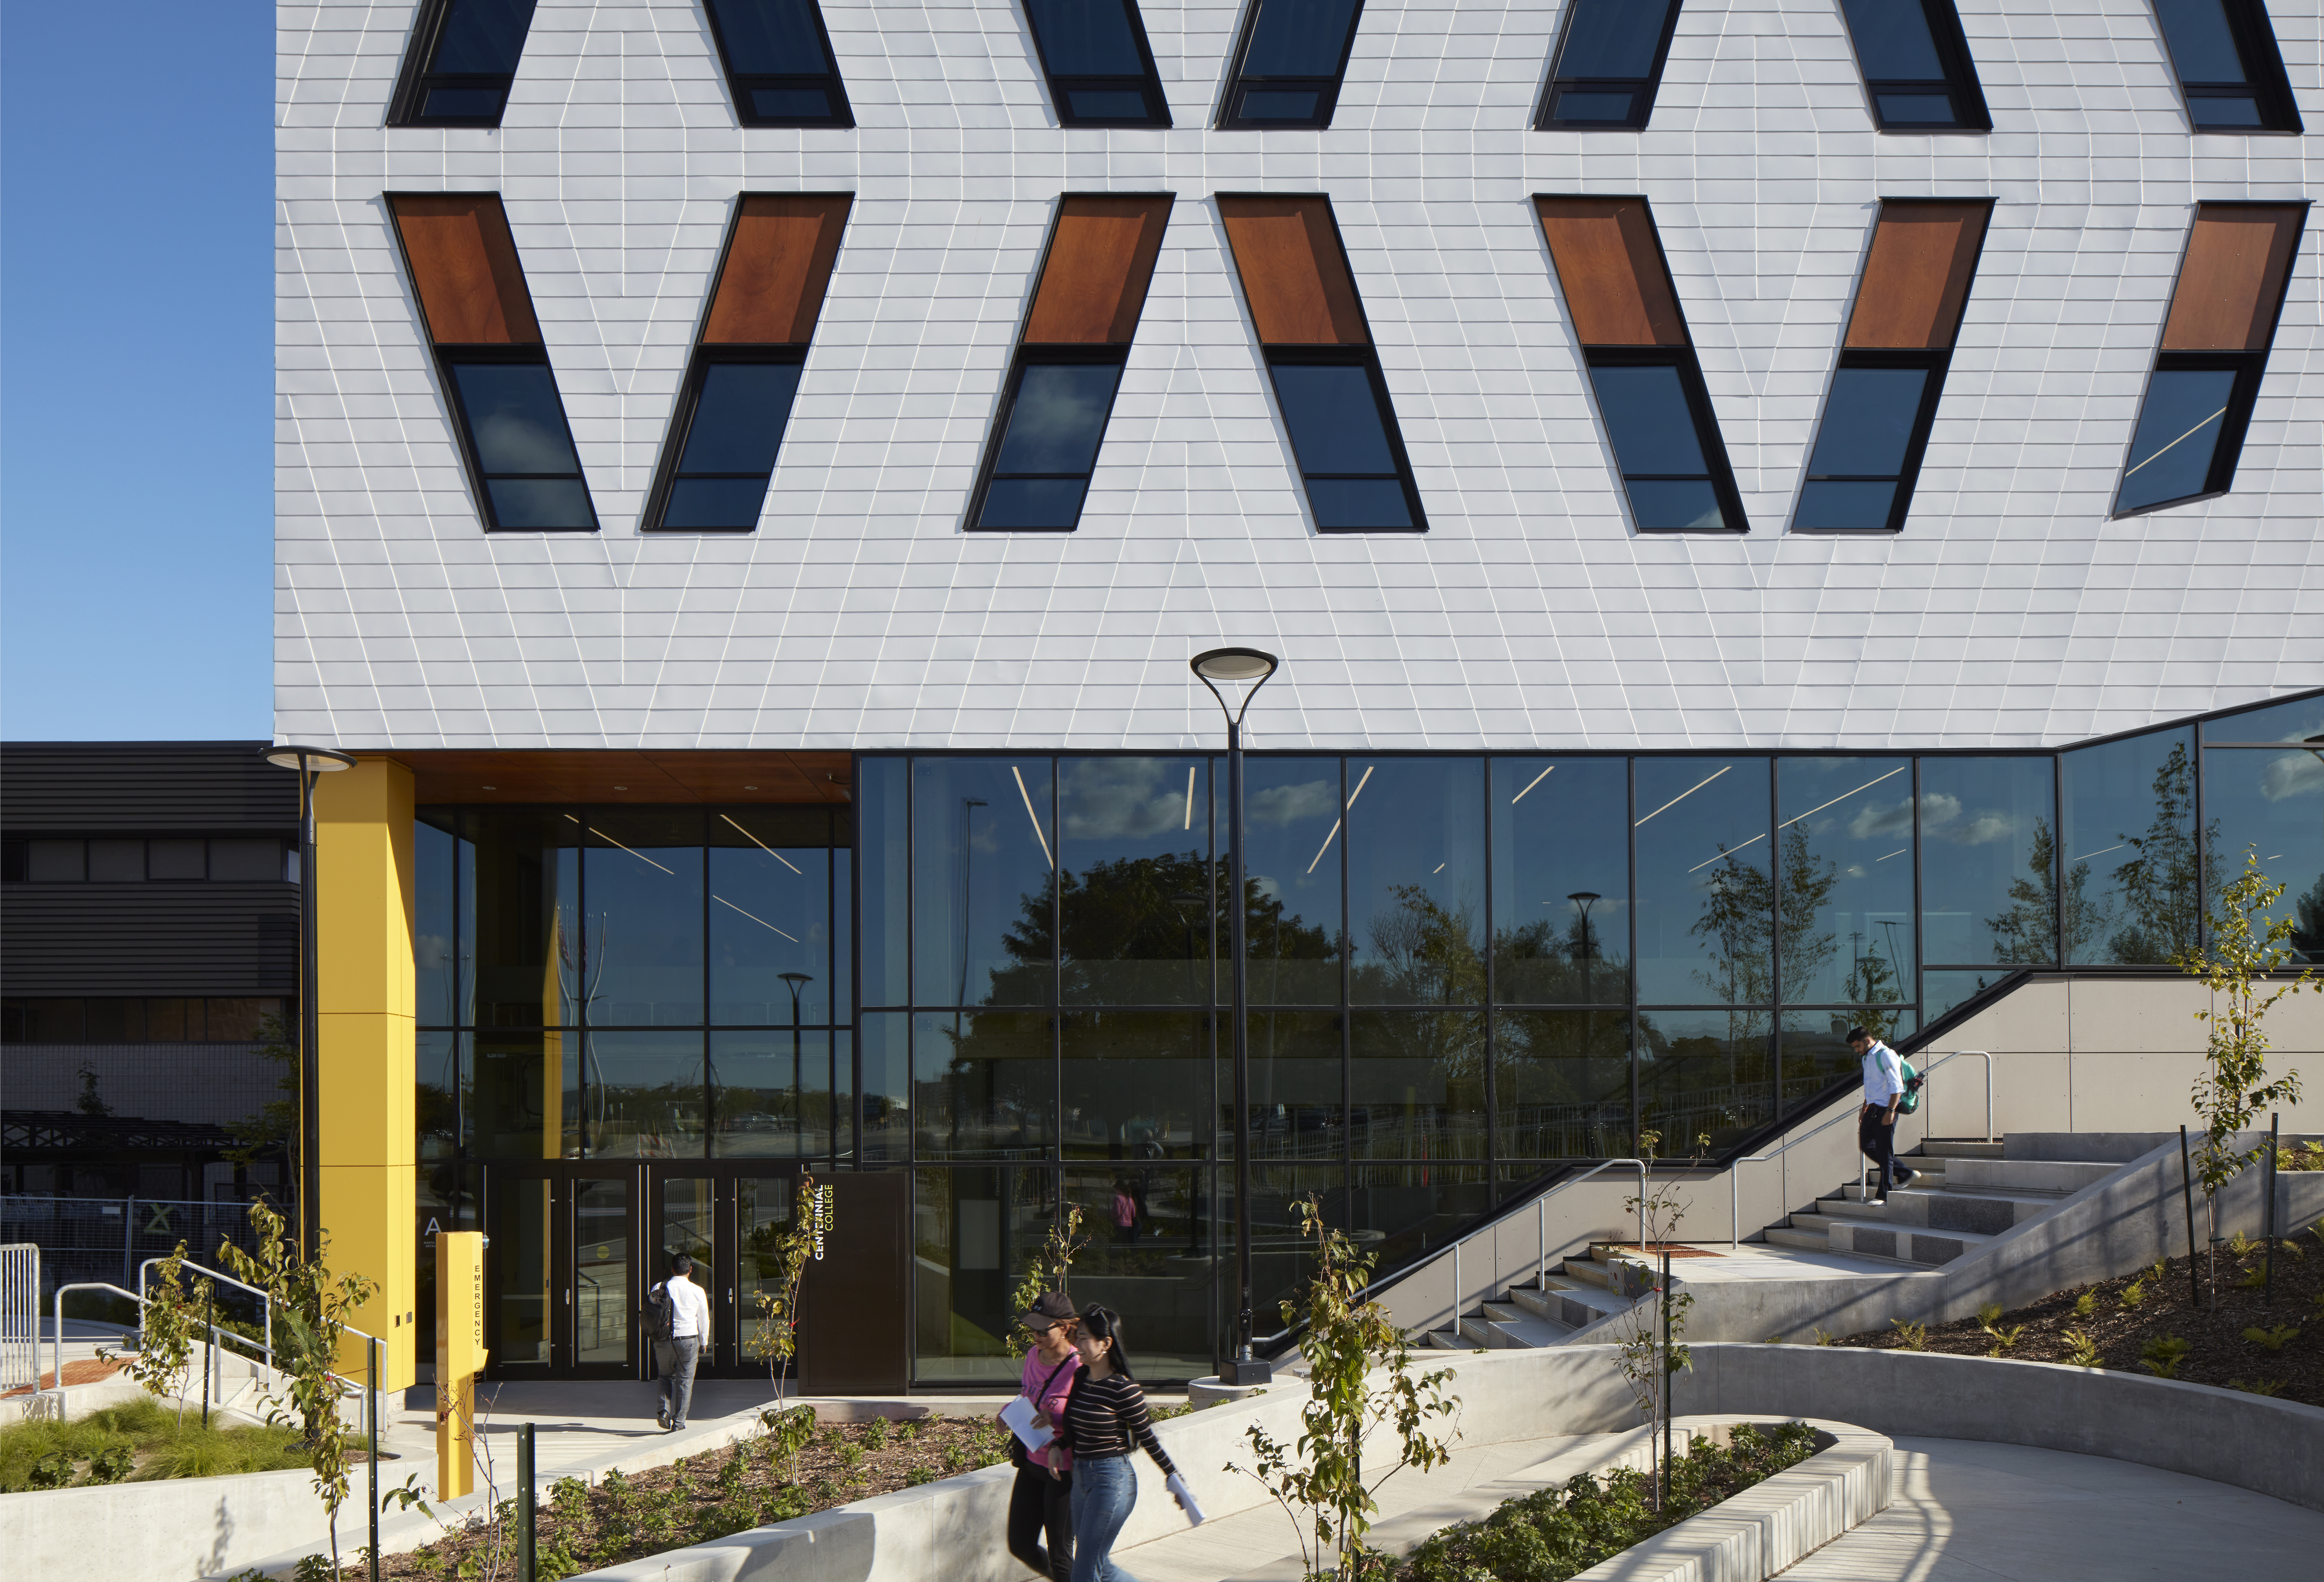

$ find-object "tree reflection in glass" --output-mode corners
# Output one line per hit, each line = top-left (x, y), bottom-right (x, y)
(1055, 757), (1211, 1004)
(1918, 756), (2059, 966)
(1636, 1007), (1771, 1153)
(1347, 759), (1484, 1005)
(2202, 745), (2324, 965)
(1633, 757), (1771, 1004)
(1061, 1010), (1211, 1159)
(2061, 728), (2214, 963)
(1495, 1008), (1631, 1159)
(1775, 758), (1914, 1005)
(913, 1009), (1052, 1160)
(1350, 1008), (1486, 1160)
(1491, 758), (1628, 1005)
(1227, 757), (1345, 1005)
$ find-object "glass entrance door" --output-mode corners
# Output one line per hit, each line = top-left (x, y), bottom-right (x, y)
(648, 1167), (803, 1379)
(484, 1164), (638, 1379)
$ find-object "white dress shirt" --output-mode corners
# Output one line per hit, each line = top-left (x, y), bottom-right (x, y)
(1860, 1039), (1905, 1108)
(664, 1272), (712, 1340)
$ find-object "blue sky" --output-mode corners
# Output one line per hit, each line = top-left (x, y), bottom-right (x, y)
(2, 2), (273, 740)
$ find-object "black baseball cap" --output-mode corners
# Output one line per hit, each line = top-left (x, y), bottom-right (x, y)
(1020, 1291), (1077, 1327)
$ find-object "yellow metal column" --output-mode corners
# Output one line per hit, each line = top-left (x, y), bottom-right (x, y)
(315, 756), (418, 1389)
(435, 1230), (487, 1497)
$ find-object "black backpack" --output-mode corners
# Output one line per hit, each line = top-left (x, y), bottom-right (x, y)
(646, 1280), (676, 1343)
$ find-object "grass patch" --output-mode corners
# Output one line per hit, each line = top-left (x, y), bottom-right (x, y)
(1396, 1421), (1823, 1582)
(0, 1396), (310, 1491)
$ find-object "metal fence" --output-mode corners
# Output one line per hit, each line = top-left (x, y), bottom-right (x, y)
(1, 1244), (36, 1392)
(0, 1197), (272, 1308)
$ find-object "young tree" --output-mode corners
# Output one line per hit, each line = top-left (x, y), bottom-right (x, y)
(2178, 849), (2317, 1303)
(742, 1174), (825, 1406)
(1229, 1196), (1459, 1582)
(1008, 1202), (1088, 1340)
(109, 1241), (211, 1425)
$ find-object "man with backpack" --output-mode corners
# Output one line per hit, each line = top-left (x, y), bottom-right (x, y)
(1848, 1025), (1920, 1202)
(648, 1250), (711, 1432)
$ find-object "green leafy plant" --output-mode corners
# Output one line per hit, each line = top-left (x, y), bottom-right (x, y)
(1889, 1319), (1927, 1351)
(1227, 1194), (1461, 1581)
(759, 1403), (817, 1484)
(1811, 1328), (1837, 1347)
(105, 1241), (212, 1425)
(861, 1414), (890, 1451)
(2277, 1139), (2324, 1172)
(28, 1451), (75, 1489)
(742, 1174), (824, 1406)
(85, 1443), (136, 1483)
(1008, 1201), (1089, 1346)
(2138, 1334), (2191, 1378)
(215, 1197), (380, 1580)
(2073, 1292), (2097, 1318)
(2241, 1324), (2300, 1353)
(1610, 1129), (1700, 1474)
(2228, 1377), (2285, 1396)
(2179, 850), (2317, 1306)
(2061, 1328), (2103, 1368)
(2119, 1277), (2146, 1309)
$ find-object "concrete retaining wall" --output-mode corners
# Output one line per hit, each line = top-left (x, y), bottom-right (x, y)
(0, 1462), (330, 1582)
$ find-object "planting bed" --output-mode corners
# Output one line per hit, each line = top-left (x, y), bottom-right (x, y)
(0, 1396), (311, 1490)
(339, 1408), (1028, 1581)
(1829, 1225), (2324, 1405)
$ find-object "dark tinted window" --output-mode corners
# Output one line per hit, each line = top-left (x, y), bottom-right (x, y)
(1220, 0), (1366, 128)
(391, 0), (540, 127)
(446, 359), (598, 530)
(1538, 0), (1683, 130)
(975, 360), (1125, 530)
(657, 360), (803, 531)
(1835, 0), (1992, 131)
(1797, 364), (1934, 530)
(1269, 360), (1419, 530)
(1022, 0), (1171, 126)
(1589, 362), (1735, 531)
(702, 0), (854, 127)
(2151, 0), (2302, 132)
(2116, 366), (2237, 513)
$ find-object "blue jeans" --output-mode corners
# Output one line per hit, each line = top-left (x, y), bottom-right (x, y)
(657, 1335), (701, 1426)
(1068, 1455), (1141, 1582)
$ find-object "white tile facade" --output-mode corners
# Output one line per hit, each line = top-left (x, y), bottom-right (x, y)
(276, 0), (2324, 752)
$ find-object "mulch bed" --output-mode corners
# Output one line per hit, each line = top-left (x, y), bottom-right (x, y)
(344, 1409), (1024, 1581)
(1826, 1225), (2324, 1406)
(1, 1357), (124, 1397)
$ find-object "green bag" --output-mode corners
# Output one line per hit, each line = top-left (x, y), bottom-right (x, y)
(1896, 1059), (1923, 1116)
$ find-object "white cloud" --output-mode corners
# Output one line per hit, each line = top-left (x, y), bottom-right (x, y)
(1059, 757), (1197, 842)
(1848, 796), (1914, 840)
(1917, 792), (1962, 830)
(1955, 814), (2015, 847)
(1247, 779), (1337, 828)
(2260, 750), (2324, 803)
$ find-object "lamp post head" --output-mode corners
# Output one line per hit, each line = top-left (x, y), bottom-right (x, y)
(263, 745), (357, 774)
(2307, 733), (2324, 764)
(1191, 647), (1279, 684)
(1567, 891), (1601, 906)
(779, 972), (813, 986)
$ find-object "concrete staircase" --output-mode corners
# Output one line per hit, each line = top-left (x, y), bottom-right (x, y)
(1762, 1139), (2119, 1268)
(1422, 1242), (1647, 1349)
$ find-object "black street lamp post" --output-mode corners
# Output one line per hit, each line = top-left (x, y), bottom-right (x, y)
(261, 744), (357, 1258)
(1568, 891), (1601, 1002)
(1191, 645), (1280, 1386)
(780, 972), (813, 1143)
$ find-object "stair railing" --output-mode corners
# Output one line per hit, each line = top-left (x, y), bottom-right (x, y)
(1454, 1157), (1648, 1338)
(1731, 1049), (1990, 1248)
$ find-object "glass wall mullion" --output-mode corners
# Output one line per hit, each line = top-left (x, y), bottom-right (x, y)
(1626, 754), (1640, 1157)
(1481, 750), (1497, 1194)
(1765, 757), (1780, 1125)
(1910, 757), (1926, 1029)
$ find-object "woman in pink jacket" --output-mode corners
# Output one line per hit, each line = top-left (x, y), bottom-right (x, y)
(1003, 1291), (1081, 1582)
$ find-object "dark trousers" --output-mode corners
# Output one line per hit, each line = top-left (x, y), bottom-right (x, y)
(1008, 1459), (1074, 1582)
(1859, 1106), (1901, 1196)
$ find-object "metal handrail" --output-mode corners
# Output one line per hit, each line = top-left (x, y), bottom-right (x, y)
(140, 1256), (275, 1369)
(1729, 1050), (1991, 1248)
(49, 1276), (385, 1421)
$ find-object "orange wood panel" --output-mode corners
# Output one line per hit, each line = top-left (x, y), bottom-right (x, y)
(403, 751), (852, 806)
(389, 195), (542, 346)
(1534, 197), (1687, 348)
(701, 195), (854, 345)
(1023, 195), (1175, 345)
(1844, 200), (1992, 349)
(2162, 204), (2308, 352)
(1218, 196), (1370, 347)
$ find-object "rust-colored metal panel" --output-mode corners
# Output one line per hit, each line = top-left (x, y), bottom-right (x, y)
(1534, 197), (1687, 347)
(701, 194), (854, 345)
(1218, 195), (1370, 347)
(402, 750), (853, 805)
(1844, 200), (1992, 349)
(2161, 204), (2308, 352)
(389, 194), (542, 345)
(1022, 195), (1175, 345)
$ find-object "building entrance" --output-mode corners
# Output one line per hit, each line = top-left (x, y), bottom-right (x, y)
(482, 1162), (803, 1381)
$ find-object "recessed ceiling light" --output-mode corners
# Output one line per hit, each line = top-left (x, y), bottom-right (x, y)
(745, 785), (758, 790)
(481, 785), (496, 791)
(613, 785), (628, 791)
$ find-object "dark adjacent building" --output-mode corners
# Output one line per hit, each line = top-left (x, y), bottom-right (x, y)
(2, 742), (298, 1203)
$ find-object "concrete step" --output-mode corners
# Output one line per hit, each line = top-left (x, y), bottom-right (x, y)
(1423, 1326), (1467, 1350)
(1559, 1257), (1618, 1290)
(1823, 1216), (1997, 1266)
(1763, 1224), (1833, 1252)
(1881, 1184), (2067, 1234)
(1916, 1139), (2004, 1160)
(1945, 1157), (2118, 1194)
(1819, 1192), (1895, 1221)
(1459, 1302), (1570, 1348)
(1509, 1276), (1633, 1330)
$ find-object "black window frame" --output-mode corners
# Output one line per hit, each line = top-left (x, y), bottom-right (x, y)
(436, 344), (602, 534)
(700, 0), (857, 130)
(1021, 0), (1174, 129)
(387, 0), (539, 129)
(1582, 346), (1749, 535)
(1837, 0), (1994, 133)
(1262, 346), (1429, 534)
(1533, 0), (1685, 132)
(1792, 348), (1950, 534)
(2110, 351), (2269, 518)
(2151, 0), (2303, 134)
(1216, 0), (1368, 131)
(965, 345), (1132, 533)
(643, 346), (810, 534)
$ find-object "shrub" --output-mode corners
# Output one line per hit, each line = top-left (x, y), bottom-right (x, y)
(2241, 1324), (2300, 1353)
(2061, 1328), (2103, 1368)
(2138, 1334), (2191, 1378)
(1888, 1319), (1926, 1351)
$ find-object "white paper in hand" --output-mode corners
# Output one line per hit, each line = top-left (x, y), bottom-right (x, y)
(1164, 1472), (1205, 1526)
(1000, 1394), (1054, 1455)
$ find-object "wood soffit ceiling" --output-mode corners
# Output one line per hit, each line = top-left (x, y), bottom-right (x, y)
(398, 751), (853, 806)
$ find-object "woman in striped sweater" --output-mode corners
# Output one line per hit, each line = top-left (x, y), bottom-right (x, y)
(1043, 1304), (1186, 1582)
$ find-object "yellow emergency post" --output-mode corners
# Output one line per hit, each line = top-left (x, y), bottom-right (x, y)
(436, 1230), (487, 1498)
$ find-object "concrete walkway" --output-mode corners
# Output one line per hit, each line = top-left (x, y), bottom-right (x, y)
(1777, 1437), (2324, 1580)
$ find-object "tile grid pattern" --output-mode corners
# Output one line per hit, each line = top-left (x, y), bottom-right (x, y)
(278, 0), (2324, 751)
